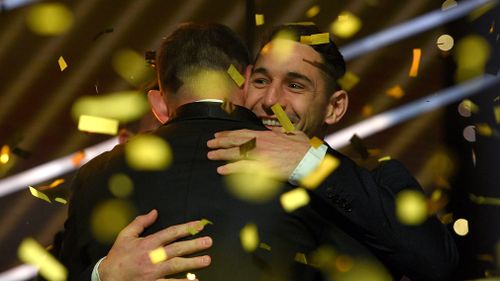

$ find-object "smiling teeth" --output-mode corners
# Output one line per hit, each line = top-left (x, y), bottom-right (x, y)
(262, 119), (282, 126)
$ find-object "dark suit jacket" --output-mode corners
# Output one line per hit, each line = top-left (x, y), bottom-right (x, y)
(55, 102), (457, 281)
(57, 102), (324, 281)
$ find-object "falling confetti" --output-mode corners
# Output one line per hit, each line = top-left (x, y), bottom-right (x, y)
(361, 105), (373, 117)
(225, 161), (282, 203)
(306, 5), (320, 18)
(349, 134), (370, 159)
(265, 31), (296, 63)
(71, 150), (85, 167)
(108, 173), (134, 198)
(240, 223), (259, 252)
(112, 48), (155, 86)
(58, 56), (67, 71)
(300, 154), (340, 189)
(78, 115), (119, 136)
(409, 48), (422, 77)
(330, 11), (362, 38)
(468, 1), (497, 21)
(337, 71), (359, 91)
(125, 135), (172, 171)
(441, 0), (457, 10)
(25, 3), (74, 36)
(18, 238), (67, 281)
(91, 199), (136, 243)
(227, 64), (245, 87)
(454, 35), (491, 82)
(437, 34), (455, 51)
(385, 85), (405, 99)
(0, 145), (10, 164)
(310, 137), (323, 149)
(255, 14), (264, 26)
(239, 137), (256, 157)
(259, 242), (271, 251)
(271, 104), (295, 132)
(395, 190), (427, 225)
(149, 247), (167, 264)
(453, 218), (469, 236)
(300, 33), (330, 45)
(280, 188), (310, 212)
(476, 123), (492, 136)
(377, 156), (391, 162)
(295, 252), (308, 264)
(54, 197), (67, 204)
(187, 273), (197, 280)
(494, 106), (500, 123)
(28, 186), (51, 203)
(469, 193), (500, 206)
(187, 219), (213, 235)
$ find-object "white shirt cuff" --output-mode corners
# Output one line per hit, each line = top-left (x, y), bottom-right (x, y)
(91, 257), (106, 281)
(288, 144), (328, 185)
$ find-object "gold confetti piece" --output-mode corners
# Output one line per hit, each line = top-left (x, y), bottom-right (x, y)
(330, 11), (362, 39)
(225, 161), (282, 203)
(112, 48), (155, 86)
(280, 188), (310, 212)
(469, 193), (500, 206)
(489, 21), (495, 33)
(386, 85), (405, 99)
(310, 137), (323, 149)
(306, 5), (320, 18)
(362, 105), (373, 117)
(454, 35), (491, 82)
(240, 223), (259, 252)
(255, 14), (264, 26)
(78, 115), (119, 136)
(29, 186), (51, 203)
(409, 48), (422, 77)
(477, 254), (495, 262)
(336, 255), (354, 272)
(54, 197), (67, 204)
(185, 69), (233, 100)
(0, 145), (10, 164)
(462, 99), (479, 113)
(437, 34), (454, 51)
(227, 64), (245, 87)
(494, 106), (500, 123)
(441, 0), (457, 10)
(188, 218), (214, 235)
(187, 273), (196, 280)
(377, 156), (391, 162)
(476, 123), (492, 136)
(239, 137), (256, 157)
(259, 242), (271, 251)
(50, 179), (65, 188)
(438, 213), (454, 224)
(468, 1), (497, 21)
(26, 3), (74, 36)
(72, 91), (149, 123)
(265, 31), (296, 63)
(395, 190), (427, 225)
(18, 238), (67, 281)
(271, 104), (295, 132)
(221, 98), (235, 114)
(108, 173), (134, 198)
(368, 148), (381, 157)
(125, 135), (172, 171)
(58, 56), (67, 71)
(431, 189), (443, 201)
(286, 22), (316, 26)
(71, 150), (85, 166)
(295, 252), (308, 264)
(453, 218), (469, 236)
(337, 71), (359, 91)
(149, 247), (167, 264)
(301, 33), (329, 45)
(300, 155), (339, 189)
(350, 134), (370, 159)
(91, 199), (136, 243)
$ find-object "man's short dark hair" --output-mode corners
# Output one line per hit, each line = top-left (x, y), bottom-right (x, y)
(157, 22), (250, 93)
(258, 24), (346, 93)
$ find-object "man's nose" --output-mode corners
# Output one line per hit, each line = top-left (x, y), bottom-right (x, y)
(262, 84), (286, 110)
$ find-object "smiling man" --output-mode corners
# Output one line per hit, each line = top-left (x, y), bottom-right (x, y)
(207, 24), (459, 281)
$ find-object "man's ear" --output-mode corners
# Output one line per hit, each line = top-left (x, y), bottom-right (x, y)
(324, 90), (348, 125)
(147, 89), (169, 124)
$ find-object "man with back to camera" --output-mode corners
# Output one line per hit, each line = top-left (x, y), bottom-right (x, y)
(87, 23), (458, 281)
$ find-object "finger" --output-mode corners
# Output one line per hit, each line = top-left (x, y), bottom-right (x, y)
(159, 256), (211, 277)
(213, 129), (255, 138)
(207, 135), (253, 149)
(157, 279), (198, 281)
(147, 220), (206, 247)
(207, 147), (242, 161)
(118, 209), (158, 239)
(164, 236), (213, 259)
(217, 160), (256, 175)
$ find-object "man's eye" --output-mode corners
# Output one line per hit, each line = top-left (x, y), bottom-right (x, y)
(289, 83), (304, 89)
(252, 78), (268, 86)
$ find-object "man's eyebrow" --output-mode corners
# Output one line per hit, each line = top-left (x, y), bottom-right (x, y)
(286, 71), (313, 85)
(252, 67), (269, 75)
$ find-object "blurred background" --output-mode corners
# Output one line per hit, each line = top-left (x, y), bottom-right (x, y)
(0, 0), (498, 280)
